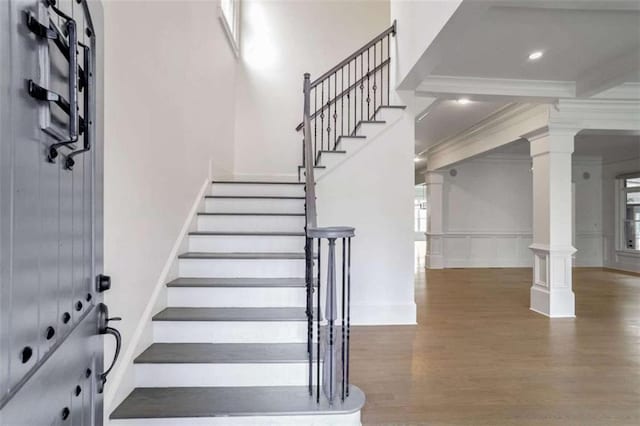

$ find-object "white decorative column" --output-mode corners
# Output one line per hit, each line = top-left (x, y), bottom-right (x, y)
(424, 171), (444, 269)
(527, 128), (577, 318)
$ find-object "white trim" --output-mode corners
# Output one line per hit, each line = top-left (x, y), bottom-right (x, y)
(417, 75), (575, 100)
(218, 2), (240, 58)
(104, 177), (211, 415)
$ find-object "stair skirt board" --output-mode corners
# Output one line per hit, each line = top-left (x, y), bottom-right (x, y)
(188, 234), (305, 253)
(134, 362), (320, 387)
(110, 386), (364, 426)
(204, 197), (305, 214)
(179, 258), (306, 278)
(167, 287), (306, 308)
(153, 321), (308, 343)
(110, 412), (361, 426)
(197, 214), (305, 233)
(210, 183), (305, 197)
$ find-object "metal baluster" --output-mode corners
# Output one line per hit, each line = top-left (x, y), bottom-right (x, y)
(341, 237), (346, 401)
(340, 67), (344, 144)
(366, 48), (371, 120)
(373, 42), (377, 113)
(333, 72), (337, 149)
(327, 77), (331, 152)
(380, 40), (385, 107)
(320, 82), (324, 160)
(316, 238), (322, 403)
(306, 237), (313, 395)
(387, 34), (390, 106)
(347, 61), (351, 136)
(346, 237), (351, 396)
(360, 54), (364, 123)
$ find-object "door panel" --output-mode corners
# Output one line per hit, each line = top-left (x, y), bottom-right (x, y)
(0, 0), (106, 424)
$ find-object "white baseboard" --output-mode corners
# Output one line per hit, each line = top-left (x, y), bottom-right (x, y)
(350, 302), (417, 325)
(104, 177), (211, 416)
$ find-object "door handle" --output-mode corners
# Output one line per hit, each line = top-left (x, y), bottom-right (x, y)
(97, 303), (122, 394)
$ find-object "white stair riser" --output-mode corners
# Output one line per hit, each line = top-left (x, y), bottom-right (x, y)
(205, 198), (305, 214)
(211, 183), (304, 197)
(153, 321), (307, 343)
(167, 287), (306, 308)
(317, 153), (343, 169)
(334, 138), (363, 153)
(110, 412), (361, 426)
(179, 258), (305, 278)
(197, 215), (304, 233)
(188, 235), (304, 253)
(135, 362), (319, 387)
(374, 107), (403, 122)
(356, 122), (386, 139)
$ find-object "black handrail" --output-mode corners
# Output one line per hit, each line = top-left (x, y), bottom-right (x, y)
(297, 21), (396, 169)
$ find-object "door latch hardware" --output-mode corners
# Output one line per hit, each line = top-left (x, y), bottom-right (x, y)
(24, 11), (87, 91)
(65, 42), (92, 170)
(96, 274), (111, 292)
(97, 303), (122, 394)
(27, 80), (86, 142)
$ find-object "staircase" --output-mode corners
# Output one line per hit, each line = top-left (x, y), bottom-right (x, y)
(110, 180), (364, 425)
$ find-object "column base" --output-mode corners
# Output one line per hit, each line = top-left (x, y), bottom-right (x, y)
(530, 285), (575, 318)
(529, 244), (576, 318)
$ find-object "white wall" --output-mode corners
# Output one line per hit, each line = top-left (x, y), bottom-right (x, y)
(602, 157), (640, 273)
(441, 156), (534, 267)
(390, 0), (461, 89)
(432, 155), (604, 268)
(316, 111), (416, 325)
(572, 159), (604, 267)
(233, 0), (389, 178)
(102, 0), (237, 413)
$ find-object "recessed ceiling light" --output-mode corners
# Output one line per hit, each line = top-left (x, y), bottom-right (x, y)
(456, 98), (471, 105)
(414, 157), (423, 163)
(528, 50), (543, 61)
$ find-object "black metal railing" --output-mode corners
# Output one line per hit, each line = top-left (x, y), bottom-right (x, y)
(300, 22), (396, 405)
(297, 21), (396, 169)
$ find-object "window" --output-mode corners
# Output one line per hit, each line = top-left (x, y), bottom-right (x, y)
(219, 0), (240, 56)
(620, 173), (640, 251)
(415, 185), (427, 233)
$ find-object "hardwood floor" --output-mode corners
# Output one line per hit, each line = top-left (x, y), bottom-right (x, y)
(351, 251), (640, 425)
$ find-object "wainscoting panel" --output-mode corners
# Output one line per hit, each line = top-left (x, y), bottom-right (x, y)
(443, 232), (533, 268)
(574, 232), (604, 267)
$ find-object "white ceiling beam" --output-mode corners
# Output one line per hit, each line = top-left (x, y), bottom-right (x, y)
(416, 76), (575, 102)
(593, 83), (640, 100)
(424, 103), (551, 171)
(575, 49), (640, 98)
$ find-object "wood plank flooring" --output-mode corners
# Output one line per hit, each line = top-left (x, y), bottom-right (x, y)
(351, 252), (640, 425)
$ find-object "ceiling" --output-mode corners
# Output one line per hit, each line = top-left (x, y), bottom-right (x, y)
(481, 134), (640, 164)
(413, 0), (640, 170)
(431, 6), (640, 82)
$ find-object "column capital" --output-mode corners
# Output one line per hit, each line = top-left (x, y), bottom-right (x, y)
(525, 126), (576, 157)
